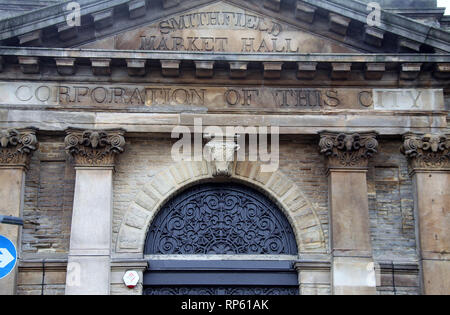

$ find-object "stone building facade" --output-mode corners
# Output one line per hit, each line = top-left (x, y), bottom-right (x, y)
(0, 0), (449, 295)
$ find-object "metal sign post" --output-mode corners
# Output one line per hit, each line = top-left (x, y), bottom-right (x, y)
(0, 215), (24, 226)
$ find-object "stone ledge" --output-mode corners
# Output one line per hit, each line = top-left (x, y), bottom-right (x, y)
(1, 47), (448, 81)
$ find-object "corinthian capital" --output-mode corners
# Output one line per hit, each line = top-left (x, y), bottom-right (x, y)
(401, 133), (450, 171)
(319, 131), (379, 169)
(65, 129), (126, 167)
(0, 128), (38, 168)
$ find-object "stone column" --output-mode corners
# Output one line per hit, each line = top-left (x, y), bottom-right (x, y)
(401, 133), (450, 295)
(64, 129), (125, 295)
(0, 128), (38, 295)
(319, 132), (379, 295)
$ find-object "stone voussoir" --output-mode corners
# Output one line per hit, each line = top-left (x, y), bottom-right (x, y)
(115, 161), (326, 254)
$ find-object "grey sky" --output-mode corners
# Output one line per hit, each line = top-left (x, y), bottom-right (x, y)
(437, 0), (450, 14)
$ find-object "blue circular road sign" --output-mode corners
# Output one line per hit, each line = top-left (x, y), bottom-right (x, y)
(0, 235), (17, 280)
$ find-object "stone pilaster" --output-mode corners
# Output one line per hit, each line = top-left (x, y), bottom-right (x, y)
(64, 129), (125, 295)
(0, 128), (38, 295)
(319, 131), (378, 295)
(401, 133), (450, 295)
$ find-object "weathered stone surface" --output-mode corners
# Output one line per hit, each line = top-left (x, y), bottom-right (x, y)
(328, 14), (351, 36)
(373, 89), (444, 111)
(162, 0), (179, 9)
(295, 2), (317, 23)
(0, 81), (444, 113)
(66, 256), (110, 295)
(2, 0), (447, 297)
(319, 132), (378, 169)
(399, 38), (421, 52)
(332, 257), (377, 295)
(195, 61), (214, 78)
(204, 135), (239, 177)
(364, 26), (385, 47)
(0, 128), (38, 168)
(414, 171), (449, 258)
(18, 30), (42, 46)
(328, 171), (373, 255)
(128, 0), (147, 19)
(0, 168), (26, 295)
(365, 63), (385, 80)
(320, 131), (378, 294)
(18, 57), (39, 74)
(115, 159), (326, 254)
(263, 0), (281, 12)
(297, 62), (317, 80)
(55, 58), (76, 76)
(92, 9), (114, 30)
(400, 63), (422, 80)
(126, 59), (147, 77)
(82, 2), (357, 54)
(65, 168), (114, 295)
(161, 60), (181, 77)
(401, 133), (450, 170)
(57, 23), (78, 42)
(64, 129), (126, 167)
(263, 62), (282, 79)
(422, 260), (450, 295)
(90, 58), (111, 76)
(331, 63), (352, 80)
(401, 133), (450, 295)
(229, 62), (248, 79)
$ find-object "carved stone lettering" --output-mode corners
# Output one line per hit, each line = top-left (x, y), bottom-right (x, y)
(81, 2), (357, 54)
(373, 89), (444, 111)
(1, 82), (445, 112)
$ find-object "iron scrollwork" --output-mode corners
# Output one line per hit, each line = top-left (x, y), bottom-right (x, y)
(145, 183), (298, 255)
(144, 287), (299, 296)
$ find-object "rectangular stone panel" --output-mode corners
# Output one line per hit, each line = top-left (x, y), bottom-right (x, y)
(0, 82), (444, 112)
(373, 89), (444, 111)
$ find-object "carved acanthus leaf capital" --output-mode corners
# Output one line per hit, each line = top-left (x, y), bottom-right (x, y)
(401, 133), (450, 170)
(65, 129), (126, 167)
(0, 128), (38, 168)
(204, 135), (240, 177)
(319, 131), (379, 169)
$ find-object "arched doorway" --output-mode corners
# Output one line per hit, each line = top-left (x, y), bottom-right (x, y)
(143, 183), (299, 295)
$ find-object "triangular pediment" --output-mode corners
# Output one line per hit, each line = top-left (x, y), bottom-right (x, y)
(80, 1), (358, 54)
(0, 0), (448, 53)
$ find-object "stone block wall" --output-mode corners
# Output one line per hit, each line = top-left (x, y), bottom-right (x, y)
(17, 136), (74, 295)
(368, 139), (420, 295)
(21, 136), (74, 257)
(112, 135), (330, 252)
(16, 134), (421, 294)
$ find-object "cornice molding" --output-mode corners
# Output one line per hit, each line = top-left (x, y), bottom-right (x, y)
(0, 0), (448, 53)
(1, 47), (449, 80)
